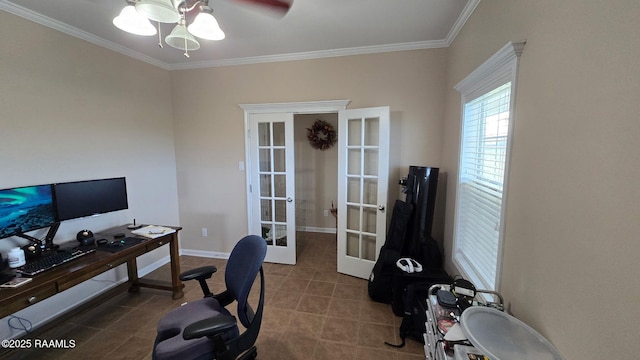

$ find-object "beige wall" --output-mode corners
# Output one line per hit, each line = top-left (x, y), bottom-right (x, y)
(442, 0), (640, 358)
(0, 11), (180, 244)
(0, 11), (180, 336)
(170, 50), (448, 253)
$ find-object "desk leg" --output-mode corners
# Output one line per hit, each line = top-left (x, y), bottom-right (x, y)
(169, 236), (185, 300)
(127, 257), (140, 293)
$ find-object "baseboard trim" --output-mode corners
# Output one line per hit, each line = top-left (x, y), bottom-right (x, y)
(178, 229), (336, 260)
(297, 226), (336, 234)
(181, 249), (231, 259)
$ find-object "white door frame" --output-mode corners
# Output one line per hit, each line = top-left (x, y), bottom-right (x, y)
(240, 100), (350, 260)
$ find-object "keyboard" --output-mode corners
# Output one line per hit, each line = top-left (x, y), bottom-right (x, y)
(18, 248), (95, 276)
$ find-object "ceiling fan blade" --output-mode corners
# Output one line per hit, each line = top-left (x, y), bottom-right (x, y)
(232, 0), (293, 14)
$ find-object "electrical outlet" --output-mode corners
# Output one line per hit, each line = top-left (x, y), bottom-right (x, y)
(323, 209), (329, 217)
(201, 228), (208, 237)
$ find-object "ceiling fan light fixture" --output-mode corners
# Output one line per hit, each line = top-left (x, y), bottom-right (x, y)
(113, 5), (157, 36)
(165, 20), (201, 51)
(187, 9), (225, 41)
(136, 0), (180, 23)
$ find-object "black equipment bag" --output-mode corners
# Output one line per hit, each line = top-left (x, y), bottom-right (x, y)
(385, 282), (432, 348)
(391, 267), (451, 316)
(390, 235), (449, 316)
(368, 200), (413, 303)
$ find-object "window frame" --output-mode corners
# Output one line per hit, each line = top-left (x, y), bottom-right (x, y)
(452, 42), (525, 291)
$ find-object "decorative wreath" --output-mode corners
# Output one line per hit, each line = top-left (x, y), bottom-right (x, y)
(307, 119), (337, 150)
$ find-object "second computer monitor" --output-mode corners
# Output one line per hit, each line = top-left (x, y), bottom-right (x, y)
(53, 177), (128, 221)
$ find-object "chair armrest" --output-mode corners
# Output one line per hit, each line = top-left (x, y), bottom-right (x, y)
(183, 315), (237, 340)
(179, 266), (217, 282)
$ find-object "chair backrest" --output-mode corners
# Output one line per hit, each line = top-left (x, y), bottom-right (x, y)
(225, 235), (267, 328)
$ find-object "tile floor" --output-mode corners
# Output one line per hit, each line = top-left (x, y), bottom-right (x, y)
(2, 232), (426, 360)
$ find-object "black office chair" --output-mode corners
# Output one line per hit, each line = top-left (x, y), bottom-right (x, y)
(152, 235), (267, 360)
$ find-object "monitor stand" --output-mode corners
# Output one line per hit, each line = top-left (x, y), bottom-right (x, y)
(16, 222), (61, 252)
(44, 222), (61, 251)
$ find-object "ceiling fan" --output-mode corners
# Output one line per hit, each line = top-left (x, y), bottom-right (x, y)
(113, 0), (293, 57)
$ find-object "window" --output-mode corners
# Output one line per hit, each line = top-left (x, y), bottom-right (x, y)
(453, 42), (525, 291)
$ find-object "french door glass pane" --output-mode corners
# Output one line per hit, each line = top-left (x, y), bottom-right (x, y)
(273, 149), (286, 172)
(273, 122), (285, 146)
(347, 149), (361, 175)
(260, 174), (272, 197)
(260, 199), (272, 221)
(363, 149), (378, 176)
(362, 235), (376, 261)
(274, 175), (286, 197)
(346, 233), (359, 257)
(346, 205), (360, 231)
(259, 149), (271, 172)
(348, 120), (361, 146)
(362, 207), (377, 233)
(265, 224), (287, 247)
(347, 177), (361, 203)
(364, 117), (379, 146)
(363, 179), (377, 205)
(275, 225), (287, 246)
(258, 123), (270, 146)
(275, 200), (287, 222)
(262, 223), (273, 245)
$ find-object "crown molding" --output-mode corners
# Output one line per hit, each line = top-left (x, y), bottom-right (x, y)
(1, 0), (480, 71)
(444, 0), (481, 46)
(0, 0), (172, 70)
(167, 40), (449, 70)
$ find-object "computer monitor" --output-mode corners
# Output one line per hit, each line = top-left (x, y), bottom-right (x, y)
(54, 177), (128, 221)
(0, 184), (57, 240)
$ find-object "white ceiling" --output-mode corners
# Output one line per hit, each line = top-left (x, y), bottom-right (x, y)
(0, 0), (479, 70)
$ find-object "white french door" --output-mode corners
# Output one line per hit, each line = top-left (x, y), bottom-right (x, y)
(337, 107), (390, 279)
(248, 113), (296, 264)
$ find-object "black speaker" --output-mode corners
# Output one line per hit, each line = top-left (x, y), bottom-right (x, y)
(402, 166), (439, 260)
(76, 229), (95, 246)
(22, 241), (42, 259)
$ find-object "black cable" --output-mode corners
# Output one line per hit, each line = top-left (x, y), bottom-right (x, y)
(384, 338), (406, 348)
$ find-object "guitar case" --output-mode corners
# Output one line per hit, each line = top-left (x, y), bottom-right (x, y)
(367, 200), (414, 303)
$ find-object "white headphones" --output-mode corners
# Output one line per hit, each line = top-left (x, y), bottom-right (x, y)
(396, 258), (423, 273)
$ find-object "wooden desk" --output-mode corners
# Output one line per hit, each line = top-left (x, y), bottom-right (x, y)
(0, 225), (184, 319)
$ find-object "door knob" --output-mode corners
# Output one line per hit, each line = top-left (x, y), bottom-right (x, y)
(378, 205), (385, 211)
(287, 197), (293, 203)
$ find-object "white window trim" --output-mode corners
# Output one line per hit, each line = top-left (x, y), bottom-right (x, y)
(452, 41), (525, 291)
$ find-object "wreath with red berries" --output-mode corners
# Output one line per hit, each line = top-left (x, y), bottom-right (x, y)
(307, 119), (337, 150)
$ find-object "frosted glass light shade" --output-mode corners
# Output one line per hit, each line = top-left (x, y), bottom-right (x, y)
(136, 0), (180, 23)
(188, 12), (225, 40)
(113, 5), (157, 36)
(165, 22), (201, 50)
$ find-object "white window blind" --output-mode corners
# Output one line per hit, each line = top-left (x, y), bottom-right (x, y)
(455, 83), (511, 290)
(453, 42), (524, 291)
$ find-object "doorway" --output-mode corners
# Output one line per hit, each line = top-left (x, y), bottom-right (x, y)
(241, 101), (349, 266)
(293, 113), (339, 251)
(242, 101), (390, 279)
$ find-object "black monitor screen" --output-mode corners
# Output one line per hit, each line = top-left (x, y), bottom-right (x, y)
(0, 184), (56, 239)
(54, 177), (128, 221)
